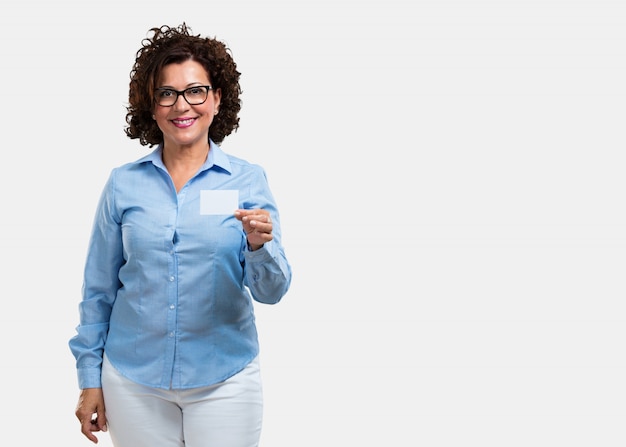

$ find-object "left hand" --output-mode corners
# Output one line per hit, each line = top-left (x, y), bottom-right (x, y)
(75, 388), (107, 444)
(234, 209), (273, 251)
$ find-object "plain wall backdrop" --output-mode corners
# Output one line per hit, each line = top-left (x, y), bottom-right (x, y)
(1, 1), (624, 446)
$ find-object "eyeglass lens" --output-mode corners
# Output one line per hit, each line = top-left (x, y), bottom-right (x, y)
(156, 86), (211, 106)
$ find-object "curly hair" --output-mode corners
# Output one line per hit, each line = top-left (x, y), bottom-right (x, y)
(125, 23), (242, 146)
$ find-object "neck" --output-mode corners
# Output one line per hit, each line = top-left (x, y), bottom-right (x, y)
(161, 141), (210, 171)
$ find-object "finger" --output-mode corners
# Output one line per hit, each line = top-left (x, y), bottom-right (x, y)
(246, 225), (274, 244)
(80, 418), (100, 443)
(252, 213), (272, 225)
(94, 412), (108, 433)
(233, 210), (246, 221)
(243, 214), (266, 224)
(234, 209), (264, 220)
(249, 219), (272, 233)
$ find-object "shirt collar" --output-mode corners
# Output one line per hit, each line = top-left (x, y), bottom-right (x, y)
(134, 140), (233, 175)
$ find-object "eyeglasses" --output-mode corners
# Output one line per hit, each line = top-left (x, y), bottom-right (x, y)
(154, 85), (214, 107)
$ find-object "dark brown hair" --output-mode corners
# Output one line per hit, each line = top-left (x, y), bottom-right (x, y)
(125, 23), (242, 146)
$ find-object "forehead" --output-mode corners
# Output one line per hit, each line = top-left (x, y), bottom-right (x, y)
(158, 60), (210, 85)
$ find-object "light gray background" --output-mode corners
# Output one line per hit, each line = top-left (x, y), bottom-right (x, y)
(1, 1), (624, 446)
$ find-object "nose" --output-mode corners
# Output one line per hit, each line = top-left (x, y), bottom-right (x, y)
(172, 93), (189, 111)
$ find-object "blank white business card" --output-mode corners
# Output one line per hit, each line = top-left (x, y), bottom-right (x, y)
(200, 190), (239, 215)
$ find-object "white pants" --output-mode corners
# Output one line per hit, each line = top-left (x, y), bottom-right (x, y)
(102, 354), (263, 447)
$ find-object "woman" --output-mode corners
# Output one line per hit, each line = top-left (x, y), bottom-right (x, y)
(69, 23), (292, 447)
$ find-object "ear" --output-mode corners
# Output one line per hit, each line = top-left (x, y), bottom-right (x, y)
(213, 88), (222, 112)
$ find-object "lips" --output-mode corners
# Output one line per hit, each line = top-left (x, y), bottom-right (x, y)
(171, 117), (196, 128)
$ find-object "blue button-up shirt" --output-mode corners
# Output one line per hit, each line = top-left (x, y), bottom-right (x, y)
(69, 141), (292, 390)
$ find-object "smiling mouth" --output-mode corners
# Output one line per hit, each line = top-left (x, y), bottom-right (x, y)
(171, 118), (196, 127)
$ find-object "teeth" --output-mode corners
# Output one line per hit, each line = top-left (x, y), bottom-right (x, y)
(173, 118), (194, 125)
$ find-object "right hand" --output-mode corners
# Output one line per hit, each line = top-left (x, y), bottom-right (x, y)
(75, 388), (108, 444)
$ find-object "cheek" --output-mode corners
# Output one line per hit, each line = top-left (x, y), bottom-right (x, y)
(154, 114), (168, 129)
(198, 105), (216, 120)
(153, 108), (166, 122)
(153, 110), (168, 128)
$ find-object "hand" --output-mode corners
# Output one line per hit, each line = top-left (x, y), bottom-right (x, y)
(75, 388), (108, 444)
(234, 209), (273, 251)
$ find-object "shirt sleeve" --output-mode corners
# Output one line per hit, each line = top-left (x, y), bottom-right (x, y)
(68, 169), (124, 388)
(241, 167), (292, 304)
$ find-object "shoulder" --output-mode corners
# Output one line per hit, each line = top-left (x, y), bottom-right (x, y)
(212, 143), (267, 178)
(225, 153), (264, 172)
(226, 155), (269, 186)
(110, 149), (159, 176)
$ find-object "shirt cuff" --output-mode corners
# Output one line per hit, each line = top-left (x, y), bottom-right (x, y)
(244, 240), (276, 261)
(78, 366), (102, 389)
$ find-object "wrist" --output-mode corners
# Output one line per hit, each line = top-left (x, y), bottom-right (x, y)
(247, 242), (263, 251)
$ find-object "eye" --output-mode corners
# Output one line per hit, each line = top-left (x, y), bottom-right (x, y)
(187, 86), (207, 96)
(158, 89), (175, 98)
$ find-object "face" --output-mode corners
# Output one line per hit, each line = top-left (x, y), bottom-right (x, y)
(153, 59), (221, 150)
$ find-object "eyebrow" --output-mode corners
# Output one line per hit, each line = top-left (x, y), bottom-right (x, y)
(157, 82), (210, 89)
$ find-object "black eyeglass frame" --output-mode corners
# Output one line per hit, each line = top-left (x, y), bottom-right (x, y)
(154, 85), (214, 107)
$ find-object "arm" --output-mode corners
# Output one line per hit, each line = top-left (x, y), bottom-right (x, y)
(233, 168), (292, 304)
(69, 170), (123, 387)
(69, 171), (123, 441)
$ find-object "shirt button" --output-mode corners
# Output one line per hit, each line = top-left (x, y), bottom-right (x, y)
(169, 276), (175, 282)
(170, 305), (175, 310)
(169, 332), (174, 337)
